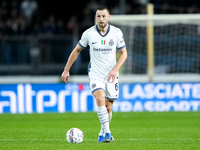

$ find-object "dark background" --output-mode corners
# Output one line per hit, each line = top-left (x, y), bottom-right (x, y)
(37, 0), (88, 22)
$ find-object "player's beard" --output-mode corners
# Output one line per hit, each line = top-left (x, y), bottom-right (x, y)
(99, 22), (108, 29)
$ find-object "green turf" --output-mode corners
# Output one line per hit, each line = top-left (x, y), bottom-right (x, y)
(0, 112), (199, 150)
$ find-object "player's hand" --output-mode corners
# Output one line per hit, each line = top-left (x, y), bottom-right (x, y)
(107, 69), (117, 83)
(61, 70), (70, 83)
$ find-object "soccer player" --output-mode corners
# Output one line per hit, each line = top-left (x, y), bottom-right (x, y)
(61, 5), (127, 143)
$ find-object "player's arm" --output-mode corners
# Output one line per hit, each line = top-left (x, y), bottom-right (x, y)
(107, 47), (127, 82)
(61, 44), (83, 83)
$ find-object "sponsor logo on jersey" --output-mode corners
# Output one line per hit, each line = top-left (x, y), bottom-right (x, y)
(121, 36), (124, 43)
(93, 48), (112, 51)
(92, 42), (98, 44)
(109, 39), (114, 46)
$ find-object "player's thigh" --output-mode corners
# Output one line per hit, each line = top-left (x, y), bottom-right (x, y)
(93, 89), (105, 106)
(90, 79), (105, 106)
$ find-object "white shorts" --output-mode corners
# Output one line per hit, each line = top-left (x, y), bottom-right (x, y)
(89, 73), (119, 101)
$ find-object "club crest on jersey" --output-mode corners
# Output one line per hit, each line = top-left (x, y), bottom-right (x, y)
(109, 39), (114, 46)
(92, 83), (96, 89)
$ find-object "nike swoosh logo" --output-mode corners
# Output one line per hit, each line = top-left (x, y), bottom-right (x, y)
(92, 42), (98, 44)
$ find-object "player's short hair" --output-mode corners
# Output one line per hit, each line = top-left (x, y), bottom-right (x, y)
(96, 5), (110, 14)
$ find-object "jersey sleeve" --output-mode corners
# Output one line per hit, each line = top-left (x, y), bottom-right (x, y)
(117, 29), (126, 50)
(78, 31), (88, 49)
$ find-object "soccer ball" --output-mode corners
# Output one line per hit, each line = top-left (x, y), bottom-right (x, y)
(66, 128), (84, 144)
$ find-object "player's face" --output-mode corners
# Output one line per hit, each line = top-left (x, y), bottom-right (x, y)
(96, 9), (110, 29)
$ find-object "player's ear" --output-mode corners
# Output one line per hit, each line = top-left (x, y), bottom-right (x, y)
(108, 14), (111, 20)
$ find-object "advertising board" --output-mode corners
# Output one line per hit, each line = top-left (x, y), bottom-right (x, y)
(0, 83), (200, 113)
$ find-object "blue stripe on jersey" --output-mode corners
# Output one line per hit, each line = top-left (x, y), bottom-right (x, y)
(96, 24), (110, 37)
(105, 96), (118, 101)
(118, 45), (126, 50)
(92, 88), (105, 94)
(78, 42), (86, 49)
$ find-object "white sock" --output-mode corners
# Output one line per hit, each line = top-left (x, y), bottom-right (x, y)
(99, 125), (104, 136)
(97, 106), (111, 135)
(109, 111), (112, 123)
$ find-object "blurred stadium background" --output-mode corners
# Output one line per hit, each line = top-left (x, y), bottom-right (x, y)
(0, 0), (200, 113)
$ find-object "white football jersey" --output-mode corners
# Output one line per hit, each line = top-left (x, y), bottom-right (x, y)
(79, 24), (126, 79)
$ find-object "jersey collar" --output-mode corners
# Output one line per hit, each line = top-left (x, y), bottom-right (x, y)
(96, 24), (110, 37)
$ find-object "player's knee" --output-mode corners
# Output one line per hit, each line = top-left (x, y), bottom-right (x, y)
(95, 96), (105, 106)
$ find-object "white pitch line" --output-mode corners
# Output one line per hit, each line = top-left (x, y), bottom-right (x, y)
(0, 139), (65, 141)
(130, 138), (200, 141)
(0, 138), (199, 141)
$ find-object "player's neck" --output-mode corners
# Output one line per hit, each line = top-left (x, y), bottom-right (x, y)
(98, 25), (108, 35)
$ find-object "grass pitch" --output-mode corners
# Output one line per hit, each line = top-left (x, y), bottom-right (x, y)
(0, 112), (199, 150)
